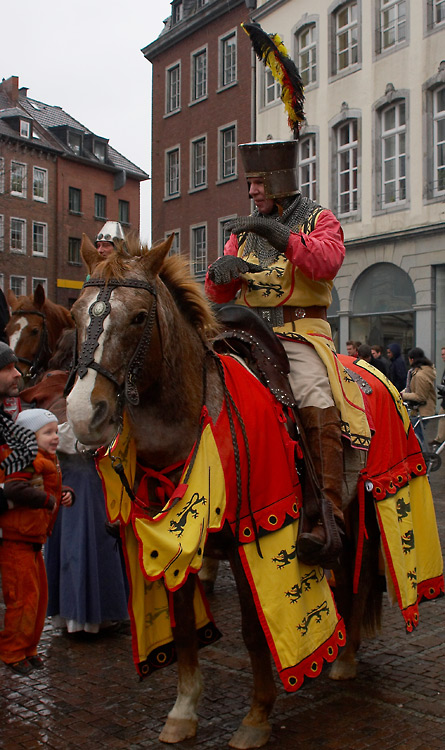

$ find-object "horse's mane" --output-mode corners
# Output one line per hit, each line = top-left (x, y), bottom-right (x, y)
(92, 235), (220, 341)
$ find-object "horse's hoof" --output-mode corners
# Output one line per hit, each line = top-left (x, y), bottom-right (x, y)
(228, 721), (272, 749)
(329, 658), (357, 680)
(159, 717), (198, 743)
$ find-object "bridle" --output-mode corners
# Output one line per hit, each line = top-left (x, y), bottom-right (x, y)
(64, 277), (158, 409)
(11, 308), (50, 381)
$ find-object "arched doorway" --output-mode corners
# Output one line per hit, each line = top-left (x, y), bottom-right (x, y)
(349, 263), (415, 359)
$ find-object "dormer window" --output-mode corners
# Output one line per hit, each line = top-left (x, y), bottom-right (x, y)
(93, 140), (107, 162)
(172, 0), (183, 24)
(20, 120), (31, 138)
(68, 131), (82, 154)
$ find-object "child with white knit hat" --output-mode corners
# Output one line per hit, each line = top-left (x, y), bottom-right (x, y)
(0, 408), (74, 676)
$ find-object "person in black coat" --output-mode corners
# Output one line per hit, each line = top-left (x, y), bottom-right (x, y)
(387, 342), (408, 392)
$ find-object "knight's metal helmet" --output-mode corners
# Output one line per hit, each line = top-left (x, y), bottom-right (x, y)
(238, 140), (299, 200)
(95, 221), (126, 247)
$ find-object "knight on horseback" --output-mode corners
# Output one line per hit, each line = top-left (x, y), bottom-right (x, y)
(205, 139), (371, 567)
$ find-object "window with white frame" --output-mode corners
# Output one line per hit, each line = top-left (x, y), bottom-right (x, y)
(427, 0), (445, 29)
(433, 85), (445, 195)
(0, 215), (4, 252)
(32, 278), (47, 293)
(165, 230), (180, 255)
(32, 222), (48, 256)
(220, 32), (237, 88)
(377, 0), (406, 53)
(191, 225), (207, 275)
(166, 63), (181, 114)
(191, 48), (207, 102)
(20, 120), (30, 138)
(262, 67), (281, 106)
(172, 0), (183, 24)
(0, 157), (4, 193)
(165, 147), (180, 197)
(68, 237), (81, 265)
(219, 125), (236, 180)
(10, 276), (26, 296)
(11, 161), (27, 197)
(333, 2), (358, 74)
(380, 101), (406, 207)
(191, 137), (207, 190)
(298, 134), (317, 201)
(33, 167), (48, 202)
(10, 218), (26, 253)
(297, 24), (317, 87)
(336, 120), (358, 215)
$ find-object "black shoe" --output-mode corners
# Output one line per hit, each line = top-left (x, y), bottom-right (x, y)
(6, 659), (33, 676)
(28, 655), (44, 670)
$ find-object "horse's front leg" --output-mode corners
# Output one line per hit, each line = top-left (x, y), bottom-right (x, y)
(227, 543), (277, 749)
(159, 575), (202, 744)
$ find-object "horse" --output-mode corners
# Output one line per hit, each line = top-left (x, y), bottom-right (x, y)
(65, 234), (443, 749)
(6, 284), (74, 383)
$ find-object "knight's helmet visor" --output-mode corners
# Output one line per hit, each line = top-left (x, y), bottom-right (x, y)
(239, 140), (299, 200)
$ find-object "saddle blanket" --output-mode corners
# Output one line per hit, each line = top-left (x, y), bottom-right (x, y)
(96, 354), (345, 689)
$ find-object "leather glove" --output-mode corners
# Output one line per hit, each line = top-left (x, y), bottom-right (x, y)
(207, 255), (262, 285)
(227, 216), (291, 253)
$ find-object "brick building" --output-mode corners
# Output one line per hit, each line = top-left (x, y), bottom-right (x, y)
(142, 0), (254, 280)
(0, 76), (148, 308)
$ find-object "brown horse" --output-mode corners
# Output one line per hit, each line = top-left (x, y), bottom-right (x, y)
(6, 284), (74, 382)
(65, 235), (443, 748)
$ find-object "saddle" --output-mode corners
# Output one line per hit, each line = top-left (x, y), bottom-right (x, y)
(212, 304), (296, 408)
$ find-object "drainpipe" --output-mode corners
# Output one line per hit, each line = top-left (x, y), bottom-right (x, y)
(244, 0), (257, 141)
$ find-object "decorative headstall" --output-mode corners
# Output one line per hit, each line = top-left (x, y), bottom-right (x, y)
(11, 309), (49, 381)
(64, 277), (158, 408)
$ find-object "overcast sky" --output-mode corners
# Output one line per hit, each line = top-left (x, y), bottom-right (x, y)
(2, 0), (172, 243)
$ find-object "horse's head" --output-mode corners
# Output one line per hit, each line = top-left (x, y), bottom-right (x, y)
(66, 233), (218, 450)
(6, 285), (74, 382)
(6, 284), (50, 380)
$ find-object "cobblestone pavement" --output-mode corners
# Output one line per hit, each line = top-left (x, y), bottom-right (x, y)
(1, 465), (444, 750)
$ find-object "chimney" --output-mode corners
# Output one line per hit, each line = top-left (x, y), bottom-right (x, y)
(0, 76), (20, 104)
(19, 87), (29, 98)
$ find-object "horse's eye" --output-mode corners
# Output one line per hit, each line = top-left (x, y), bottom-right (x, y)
(31, 327), (40, 336)
(132, 312), (148, 326)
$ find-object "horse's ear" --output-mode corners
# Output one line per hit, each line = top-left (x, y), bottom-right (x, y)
(142, 234), (175, 276)
(7, 289), (18, 308)
(33, 283), (46, 310)
(81, 234), (101, 274)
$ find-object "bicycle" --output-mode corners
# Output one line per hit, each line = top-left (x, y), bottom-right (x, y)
(403, 400), (445, 476)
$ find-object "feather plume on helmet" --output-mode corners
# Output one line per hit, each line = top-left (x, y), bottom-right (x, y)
(242, 21), (305, 139)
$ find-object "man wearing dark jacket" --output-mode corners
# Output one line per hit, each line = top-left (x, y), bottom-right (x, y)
(387, 342), (408, 391)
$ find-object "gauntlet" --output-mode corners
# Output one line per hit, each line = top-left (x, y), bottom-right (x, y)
(208, 255), (261, 285)
(228, 216), (290, 252)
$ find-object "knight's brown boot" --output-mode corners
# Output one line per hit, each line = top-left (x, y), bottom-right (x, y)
(296, 406), (344, 566)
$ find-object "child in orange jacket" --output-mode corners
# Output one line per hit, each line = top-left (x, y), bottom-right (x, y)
(0, 409), (74, 676)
